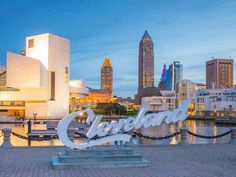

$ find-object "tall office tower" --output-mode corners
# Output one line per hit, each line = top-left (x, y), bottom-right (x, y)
(158, 63), (167, 90)
(101, 57), (113, 93)
(206, 58), (234, 89)
(166, 61), (183, 91)
(138, 30), (154, 91)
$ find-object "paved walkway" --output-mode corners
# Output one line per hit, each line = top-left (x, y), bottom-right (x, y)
(0, 144), (236, 177)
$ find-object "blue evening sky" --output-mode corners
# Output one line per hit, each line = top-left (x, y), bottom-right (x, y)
(0, 0), (236, 97)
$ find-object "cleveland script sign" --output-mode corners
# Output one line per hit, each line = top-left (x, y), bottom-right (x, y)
(57, 100), (191, 149)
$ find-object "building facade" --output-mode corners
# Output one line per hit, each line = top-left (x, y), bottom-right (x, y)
(175, 79), (196, 108)
(166, 61), (183, 91)
(196, 83), (206, 90)
(0, 33), (89, 119)
(206, 58), (234, 89)
(101, 58), (113, 93)
(195, 88), (236, 117)
(0, 33), (70, 118)
(138, 30), (154, 91)
(141, 90), (176, 112)
(75, 88), (114, 109)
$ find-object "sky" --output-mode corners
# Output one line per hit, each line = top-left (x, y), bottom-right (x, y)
(0, 0), (236, 97)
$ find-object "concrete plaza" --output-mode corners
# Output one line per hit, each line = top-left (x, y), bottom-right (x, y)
(0, 144), (236, 177)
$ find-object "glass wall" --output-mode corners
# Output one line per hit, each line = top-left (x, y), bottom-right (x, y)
(176, 79), (196, 108)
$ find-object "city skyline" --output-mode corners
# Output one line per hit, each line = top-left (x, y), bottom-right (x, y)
(1, 0), (236, 97)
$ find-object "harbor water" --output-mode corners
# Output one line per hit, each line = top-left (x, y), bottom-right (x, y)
(0, 120), (233, 146)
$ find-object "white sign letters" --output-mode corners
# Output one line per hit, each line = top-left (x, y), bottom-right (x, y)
(57, 100), (191, 149)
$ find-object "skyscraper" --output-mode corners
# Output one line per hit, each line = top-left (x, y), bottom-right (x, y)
(158, 63), (167, 90)
(166, 61), (183, 91)
(206, 58), (233, 89)
(101, 57), (113, 93)
(138, 30), (154, 91)
(160, 63), (167, 80)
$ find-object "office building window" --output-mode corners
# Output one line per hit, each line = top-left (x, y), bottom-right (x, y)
(65, 67), (68, 74)
(28, 39), (34, 48)
(51, 72), (55, 100)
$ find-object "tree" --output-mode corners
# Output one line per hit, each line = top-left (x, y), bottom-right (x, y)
(95, 103), (127, 115)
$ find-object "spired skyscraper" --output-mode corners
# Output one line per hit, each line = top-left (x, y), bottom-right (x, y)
(101, 57), (113, 93)
(138, 30), (154, 91)
(157, 63), (167, 90)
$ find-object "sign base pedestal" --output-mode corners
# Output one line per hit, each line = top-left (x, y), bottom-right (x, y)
(52, 146), (149, 169)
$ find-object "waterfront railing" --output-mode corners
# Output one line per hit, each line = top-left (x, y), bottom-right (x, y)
(1, 126), (236, 147)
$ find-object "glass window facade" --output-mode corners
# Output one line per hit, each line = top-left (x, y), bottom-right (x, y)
(166, 61), (183, 91)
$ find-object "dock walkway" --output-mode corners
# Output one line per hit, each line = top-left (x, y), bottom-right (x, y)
(0, 144), (235, 177)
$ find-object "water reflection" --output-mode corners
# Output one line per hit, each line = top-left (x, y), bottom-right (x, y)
(0, 123), (86, 146)
(0, 120), (233, 146)
(137, 120), (232, 145)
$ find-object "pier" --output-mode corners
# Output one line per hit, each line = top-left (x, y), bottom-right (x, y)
(0, 144), (236, 177)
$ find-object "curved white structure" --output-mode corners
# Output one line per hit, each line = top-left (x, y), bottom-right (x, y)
(69, 80), (89, 98)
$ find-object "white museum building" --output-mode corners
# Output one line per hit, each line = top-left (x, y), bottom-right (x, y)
(0, 33), (88, 119)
